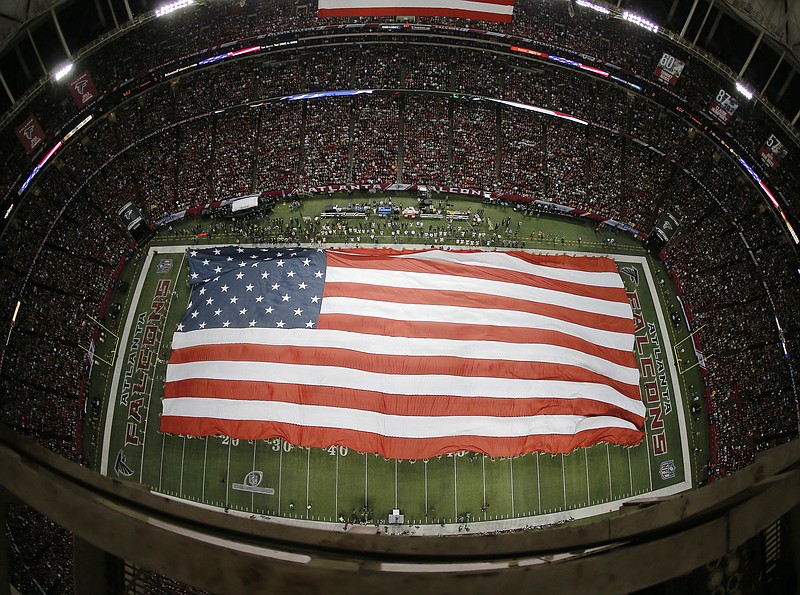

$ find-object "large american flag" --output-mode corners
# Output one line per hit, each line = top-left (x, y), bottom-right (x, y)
(162, 247), (644, 458)
(317, 0), (514, 22)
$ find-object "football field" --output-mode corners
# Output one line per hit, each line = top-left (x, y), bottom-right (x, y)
(89, 201), (701, 532)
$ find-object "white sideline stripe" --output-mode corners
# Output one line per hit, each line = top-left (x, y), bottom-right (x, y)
(321, 297), (633, 351)
(161, 399), (640, 436)
(171, 327), (639, 385)
(165, 360), (645, 417)
(325, 266), (632, 318)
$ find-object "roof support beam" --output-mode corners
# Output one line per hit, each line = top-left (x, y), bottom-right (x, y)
(15, 44), (33, 82)
(0, 68), (14, 105)
(705, 10), (722, 45)
(123, 0), (133, 22)
(106, 0), (119, 28)
(793, 106), (800, 127)
(776, 69), (794, 103)
(667, 0), (681, 24)
(680, 0), (701, 38)
(693, 0), (715, 45)
(51, 7), (71, 60)
(26, 28), (47, 75)
(93, 0), (108, 29)
(738, 28), (764, 79)
(762, 50), (785, 95)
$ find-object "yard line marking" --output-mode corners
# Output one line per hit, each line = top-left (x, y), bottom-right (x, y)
(606, 443), (612, 496)
(394, 459), (398, 509)
(158, 432), (166, 491)
(584, 448), (590, 505)
(536, 452), (541, 514)
(226, 438), (231, 507)
(306, 447), (311, 519)
(252, 439), (257, 511)
(482, 455), (487, 519)
(335, 448), (339, 518)
(278, 440), (283, 511)
(509, 457), (515, 517)
(424, 460), (428, 521)
(179, 436), (186, 495)
(627, 446), (633, 495)
(561, 454), (567, 509)
(453, 456), (458, 519)
(202, 436), (208, 501)
(364, 453), (368, 507)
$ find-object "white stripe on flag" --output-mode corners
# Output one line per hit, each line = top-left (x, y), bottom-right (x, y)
(170, 327), (639, 385)
(325, 266), (632, 318)
(396, 250), (623, 288)
(321, 297), (634, 351)
(165, 360), (645, 417)
(161, 399), (640, 437)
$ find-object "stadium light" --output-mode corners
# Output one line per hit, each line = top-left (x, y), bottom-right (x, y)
(623, 11), (659, 33)
(735, 81), (754, 100)
(576, 0), (610, 15)
(155, 0), (193, 18)
(54, 63), (74, 82)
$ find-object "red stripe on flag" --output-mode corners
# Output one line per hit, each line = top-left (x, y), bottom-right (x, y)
(323, 282), (633, 333)
(167, 344), (641, 401)
(317, 314), (637, 368)
(326, 251), (630, 303)
(163, 379), (645, 426)
(334, 248), (618, 272)
(159, 417), (642, 458)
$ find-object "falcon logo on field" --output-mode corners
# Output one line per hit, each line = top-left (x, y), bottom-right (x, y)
(659, 459), (676, 480)
(620, 266), (639, 286)
(114, 449), (134, 477)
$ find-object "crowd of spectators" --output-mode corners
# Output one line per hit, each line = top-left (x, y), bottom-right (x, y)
(5, 505), (73, 595)
(0, 0), (799, 590)
(212, 110), (259, 198)
(351, 95), (399, 184)
(302, 98), (351, 184)
(255, 103), (302, 191)
(451, 102), (496, 190)
(402, 95), (450, 185)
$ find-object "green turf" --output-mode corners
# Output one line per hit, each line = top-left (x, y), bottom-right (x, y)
(87, 192), (704, 528)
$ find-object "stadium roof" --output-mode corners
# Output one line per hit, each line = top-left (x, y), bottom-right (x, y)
(0, 0), (799, 121)
(0, 0), (798, 60)
(0, 0), (68, 47)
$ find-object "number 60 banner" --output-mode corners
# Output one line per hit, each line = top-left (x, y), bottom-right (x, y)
(653, 53), (685, 86)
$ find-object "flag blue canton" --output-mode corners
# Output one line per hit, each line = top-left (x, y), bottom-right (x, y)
(178, 247), (327, 332)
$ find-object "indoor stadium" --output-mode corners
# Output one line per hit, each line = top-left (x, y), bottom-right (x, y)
(0, 0), (799, 592)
